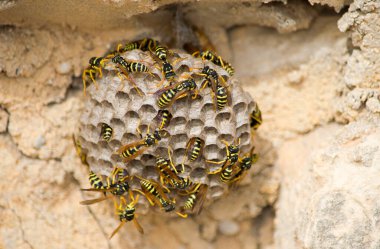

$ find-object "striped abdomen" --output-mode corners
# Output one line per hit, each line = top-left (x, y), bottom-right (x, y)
(177, 177), (192, 189)
(119, 207), (135, 222)
(139, 38), (159, 51)
(120, 145), (141, 159)
(158, 89), (177, 108)
(101, 123), (113, 142)
(141, 179), (160, 197)
(190, 138), (203, 161)
(220, 166), (234, 183)
(122, 41), (139, 52)
(216, 85), (228, 110)
(157, 157), (172, 178)
(183, 194), (196, 210)
(155, 46), (168, 61)
(127, 62), (148, 73)
(89, 171), (106, 190)
(224, 63), (234, 76)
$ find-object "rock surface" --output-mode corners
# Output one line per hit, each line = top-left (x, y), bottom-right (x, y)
(0, 0), (379, 248)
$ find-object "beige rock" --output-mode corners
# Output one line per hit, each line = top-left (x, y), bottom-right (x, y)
(0, 108), (9, 133)
(309, 0), (351, 12)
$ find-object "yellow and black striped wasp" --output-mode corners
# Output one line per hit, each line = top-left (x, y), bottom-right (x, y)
(156, 78), (199, 108)
(116, 38), (159, 53)
(100, 123), (113, 142)
(250, 104), (262, 130)
(184, 25), (234, 76)
(206, 138), (241, 175)
(133, 176), (182, 215)
(198, 66), (231, 110)
(109, 194), (144, 239)
(228, 150), (259, 185)
(80, 168), (131, 205)
(193, 50), (234, 76)
(160, 61), (176, 84)
(156, 147), (192, 190)
(152, 45), (177, 87)
(186, 137), (204, 162)
(111, 54), (152, 96)
(116, 125), (168, 163)
(178, 183), (208, 217)
(82, 56), (109, 96)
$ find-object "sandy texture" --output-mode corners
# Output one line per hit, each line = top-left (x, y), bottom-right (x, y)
(0, 0), (379, 248)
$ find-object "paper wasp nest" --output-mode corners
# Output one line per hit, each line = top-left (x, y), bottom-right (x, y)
(78, 49), (256, 213)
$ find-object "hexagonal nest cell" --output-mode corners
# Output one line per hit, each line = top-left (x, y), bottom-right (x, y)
(77, 46), (259, 216)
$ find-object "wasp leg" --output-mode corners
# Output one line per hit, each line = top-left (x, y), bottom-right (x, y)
(89, 71), (99, 89)
(167, 146), (179, 174)
(217, 56), (225, 68)
(205, 159), (226, 165)
(176, 211), (188, 218)
(82, 71), (88, 96)
(136, 121), (143, 139)
(171, 57), (186, 66)
(207, 167), (223, 175)
(117, 71), (143, 97)
(94, 66), (103, 78)
(192, 51), (201, 57)
(116, 43), (124, 53)
(133, 189), (155, 206)
(191, 89), (199, 99)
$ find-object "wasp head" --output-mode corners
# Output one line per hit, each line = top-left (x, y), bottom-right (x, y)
(163, 203), (175, 212)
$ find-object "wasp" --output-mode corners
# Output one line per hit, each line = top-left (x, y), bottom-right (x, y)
(72, 135), (89, 166)
(206, 139), (240, 174)
(250, 104), (262, 130)
(134, 176), (178, 214)
(82, 56), (109, 96)
(156, 156), (184, 189)
(155, 110), (173, 130)
(186, 137), (204, 162)
(138, 38), (159, 52)
(228, 152), (259, 185)
(116, 125), (168, 163)
(199, 66), (219, 87)
(112, 54), (150, 74)
(198, 66), (230, 110)
(80, 168), (131, 205)
(109, 194), (144, 239)
(116, 38), (159, 53)
(112, 54), (152, 96)
(100, 123), (113, 142)
(179, 183), (208, 217)
(156, 78), (198, 108)
(150, 45), (178, 87)
(193, 50), (234, 76)
(154, 60), (176, 88)
(156, 148), (192, 190)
